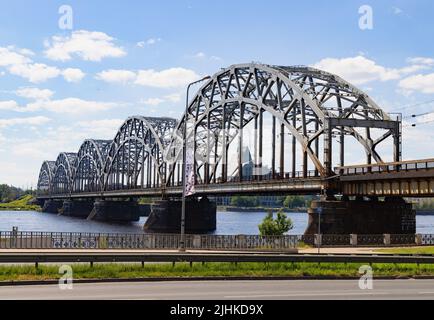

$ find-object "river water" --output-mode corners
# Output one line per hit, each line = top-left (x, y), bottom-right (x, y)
(0, 210), (434, 235)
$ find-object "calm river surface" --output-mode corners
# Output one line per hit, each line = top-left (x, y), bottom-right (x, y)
(0, 210), (433, 235)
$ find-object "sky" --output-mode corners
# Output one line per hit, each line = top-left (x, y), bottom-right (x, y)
(1, 0), (434, 188)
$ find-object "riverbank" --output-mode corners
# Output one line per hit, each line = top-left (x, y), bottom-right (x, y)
(0, 196), (40, 211)
(1, 261), (434, 282)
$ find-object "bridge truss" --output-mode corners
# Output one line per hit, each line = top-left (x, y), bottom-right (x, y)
(37, 63), (401, 196)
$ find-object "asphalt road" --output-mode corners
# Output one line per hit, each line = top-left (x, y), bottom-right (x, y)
(1, 279), (434, 300)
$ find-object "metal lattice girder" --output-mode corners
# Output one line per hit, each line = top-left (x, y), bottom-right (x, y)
(52, 153), (78, 194)
(73, 139), (112, 193)
(37, 161), (56, 194)
(102, 116), (178, 190)
(36, 63), (401, 196)
(165, 63), (400, 186)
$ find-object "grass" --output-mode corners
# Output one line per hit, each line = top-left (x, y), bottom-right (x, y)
(377, 246), (434, 255)
(1, 262), (434, 282)
(0, 195), (40, 211)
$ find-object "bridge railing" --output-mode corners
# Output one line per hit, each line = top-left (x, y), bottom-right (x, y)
(337, 158), (434, 176)
(0, 231), (299, 251)
(227, 170), (320, 183)
(0, 231), (433, 250)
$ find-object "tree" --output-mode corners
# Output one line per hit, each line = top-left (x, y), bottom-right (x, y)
(283, 195), (305, 208)
(0, 184), (24, 203)
(258, 209), (294, 236)
(230, 196), (258, 207)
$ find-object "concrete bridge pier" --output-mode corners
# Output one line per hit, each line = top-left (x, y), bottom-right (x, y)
(88, 199), (141, 222)
(41, 199), (64, 214)
(305, 196), (416, 235)
(60, 200), (94, 218)
(144, 197), (217, 233)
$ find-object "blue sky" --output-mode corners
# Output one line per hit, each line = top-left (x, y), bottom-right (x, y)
(1, 0), (434, 188)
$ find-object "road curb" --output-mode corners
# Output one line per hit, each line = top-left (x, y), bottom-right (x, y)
(2, 275), (434, 286)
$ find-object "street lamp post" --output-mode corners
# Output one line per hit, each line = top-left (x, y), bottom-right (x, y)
(180, 75), (211, 252)
(317, 206), (322, 254)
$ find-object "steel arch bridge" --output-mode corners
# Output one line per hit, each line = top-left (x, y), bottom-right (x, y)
(38, 63), (434, 199)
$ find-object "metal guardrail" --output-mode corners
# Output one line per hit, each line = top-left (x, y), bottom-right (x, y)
(336, 158), (434, 176)
(0, 231), (433, 250)
(1, 252), (434, 265)
(0, 231), (299, 251)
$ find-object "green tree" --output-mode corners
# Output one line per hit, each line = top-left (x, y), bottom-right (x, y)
(230, 196), (258, 208)
(258, 209), (294, 236)
(283, 195), (305, 208)
(0, 184), (24, 203)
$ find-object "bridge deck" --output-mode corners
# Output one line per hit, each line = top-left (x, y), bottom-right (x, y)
(337, 159), (434, 197)
(37, 159), (434, 200)
(38, 177), (323, 200)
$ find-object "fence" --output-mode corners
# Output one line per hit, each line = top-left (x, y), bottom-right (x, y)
(1, 231), (434, 250)
(0, 231), (300, 251)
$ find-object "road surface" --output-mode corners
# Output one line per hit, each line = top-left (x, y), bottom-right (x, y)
(1, 279), (434, 300)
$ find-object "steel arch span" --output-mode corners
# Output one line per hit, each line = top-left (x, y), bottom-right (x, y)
(103, 116), (178, 191)
(73, 139), (111, 193)
(36, 63), (401, 197)
(164, 63), (400, 187)
(51, 153), (78, 194)
(37, 161), (56, 195)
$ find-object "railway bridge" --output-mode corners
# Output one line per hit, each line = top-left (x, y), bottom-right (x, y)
(36, 63), (434, 235)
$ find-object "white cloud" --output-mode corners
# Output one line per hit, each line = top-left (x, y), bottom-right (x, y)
(407, 57), (434, 66)
(26, 98), (118, 114)
(0, 46), (84, 83)
(96, 67), (200, 88)
(0, 116), (51, 128)
(1, 90), (121, 114)
(399, 73), (434, 94)
(312, 55), (433, 85)
(95, 69), (136, 84)
(135, 68), (200, 88)
(0, 100), (20, 111)
(17, 48), (35, 56)
(15, 87), (54, 100)
(194, 52), (206, 59)
(190, 52), (222, 61)
(44, 30), (126, 62)
(140, 97), (165, 106)
(210, 56), (222, 61)
(77, 119), (124, 138)
(139, 93), (182, 106)
(392, 6), (403, 15)
(8, 62), (61, 83)
(62, 68), (85, 82)
(164, 93), (182, 103)
(137, 38), (162, 47)
(0, 46), (31, 67)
